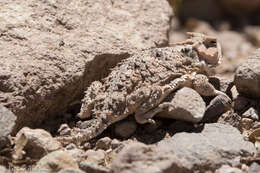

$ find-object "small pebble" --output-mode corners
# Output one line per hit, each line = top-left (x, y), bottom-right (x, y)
(96, 137), (112, 150)
(85, 149), (106, 165)
(242, 107), (259, 121)
(58, 124), (71, 136)
(66, 143), (77, 150)
(83, 142), (92, 150)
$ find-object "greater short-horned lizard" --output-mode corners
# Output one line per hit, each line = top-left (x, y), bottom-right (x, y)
(66, 32), (230, 143)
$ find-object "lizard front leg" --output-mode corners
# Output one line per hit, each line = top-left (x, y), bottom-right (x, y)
(134, 74), (193, 124)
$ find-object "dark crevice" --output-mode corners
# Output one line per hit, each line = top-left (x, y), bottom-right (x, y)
(12, 52), (131, 134)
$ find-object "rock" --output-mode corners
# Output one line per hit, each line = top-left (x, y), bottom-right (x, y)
(12, 127), (62, 160)
(209, 76), (233, 96)
(235, 50), (260, 98)
(114, 119), (137, 138)
(143, 120), (162, 133)
(58, 168), (85, 173)
(233, 95), (252, 113)
(83, 142), (91, 150)
(157, 87), (206, 123)
(215, 165), (243, 173)
(217, 110), (241, 128)
(240, 118), (254, 137)
(65, 143), (77, 150)
(220, 0), (260, 16)
(34, 150), (78, 173)
(202, 94), (231, 123)
(0, 0), (172, 132)
(168, 17), (186, 44)
(111, 139), (123, 151)
(95, 137), (112, 151)
(218, 31), (253, 60)
(248, 162), (260, 173)
(169, 0), (223, 22)
(253, 122), (260, 130)
(242, 107), (259, 121)
(85, 149), (106, 165)
(0, 166), (8, 173)
(245, 26), (260, 47)
(231, 86), (239, 100)
(79, 162), (110, 173)
(58, 124), (71, 136)
(66, 148), (85, 163)
(112, 123), (256, 173)
(0, 105), (16, 149)
(158, 123), (256, 172)
(240, 118), (254, 131)
(185, 18), (217, 36)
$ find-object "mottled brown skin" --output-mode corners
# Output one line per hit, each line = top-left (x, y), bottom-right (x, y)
(62, 32), (230, 143)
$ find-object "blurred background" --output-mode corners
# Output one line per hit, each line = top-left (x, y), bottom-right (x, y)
(167, 0), (260, 77)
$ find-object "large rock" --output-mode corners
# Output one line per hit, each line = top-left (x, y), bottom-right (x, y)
(0, 105), (16, 148)
(0, 0), (172, 132)
(235, 50), (260, 98)
(112, 123), (255, 173)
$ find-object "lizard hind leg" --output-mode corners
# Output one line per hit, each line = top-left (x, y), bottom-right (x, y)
(79, 81), (103, 119)
(192, 74), (231, 108)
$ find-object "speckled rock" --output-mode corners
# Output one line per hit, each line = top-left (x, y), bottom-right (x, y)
(235, 50), (260, 98)
(0, 0), (172, 132)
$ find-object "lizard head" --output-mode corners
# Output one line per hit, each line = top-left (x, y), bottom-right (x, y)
(186, 32), (222, 67)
